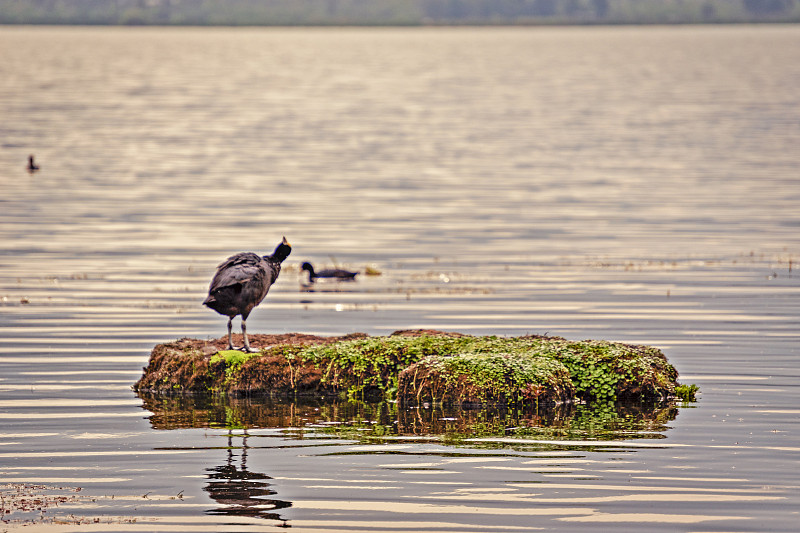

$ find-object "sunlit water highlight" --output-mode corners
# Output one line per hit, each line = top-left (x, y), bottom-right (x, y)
(1, 25), (799, 531)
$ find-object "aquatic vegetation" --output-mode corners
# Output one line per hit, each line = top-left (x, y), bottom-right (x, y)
(399, 352), (574, 406)
(292, 333), (469, 399)
(396, 336), (679, 404)
(135, 331), (688, 406)
(210, 350), (261, 383)
(552, 339), (679, 402)
(364, 264), (382, 276)
(674, 383), (700, 402)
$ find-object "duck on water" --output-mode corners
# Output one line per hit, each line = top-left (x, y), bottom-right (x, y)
(301, 262), (358, 283)
(203, 237), (291, 352)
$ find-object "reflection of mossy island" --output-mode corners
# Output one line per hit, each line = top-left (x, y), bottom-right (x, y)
(134, 330), (682, 405)
(138, 394), (680, 442)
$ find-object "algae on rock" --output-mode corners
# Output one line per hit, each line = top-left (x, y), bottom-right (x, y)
(398, 352), (574, 406)
(395, 336), (677, 405)
(134, 331), (684, 406)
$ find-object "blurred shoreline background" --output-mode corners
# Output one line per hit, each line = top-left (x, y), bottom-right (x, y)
(1, 0), (800, 27)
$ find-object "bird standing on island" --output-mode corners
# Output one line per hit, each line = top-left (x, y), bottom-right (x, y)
(301, 261), (358, 283)
(203, 237), (291, 352)
(27, 155), (39, 173)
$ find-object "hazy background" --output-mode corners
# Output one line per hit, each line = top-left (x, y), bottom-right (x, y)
(2, 0), (800, 26)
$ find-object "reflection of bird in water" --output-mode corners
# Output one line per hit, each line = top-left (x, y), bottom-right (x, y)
(27, 155), (39, 173)
(302, 261), (357, 283)
(204, 430), (291, 524)
(203, 237), (291, 352)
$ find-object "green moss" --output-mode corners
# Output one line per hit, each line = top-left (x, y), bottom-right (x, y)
(434, 352), (562, 394)
(287, 334), (678, 404)
(211, 350), (255, 374)
(209, 350), (262, 386)
(405, 352), (573, 406)
(135, 332), (681, 406)
(292, 335), (461, 398)
(551, 340), (678, 401)
(674, 383), (700, 402)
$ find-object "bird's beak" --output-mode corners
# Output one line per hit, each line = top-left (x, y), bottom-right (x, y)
(282, 236), (291, 247)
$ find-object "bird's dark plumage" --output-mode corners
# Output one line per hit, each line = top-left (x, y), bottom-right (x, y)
(27, 155), (39, 173)
(204, 237), (291, 352)
(302, 262), (358, 282)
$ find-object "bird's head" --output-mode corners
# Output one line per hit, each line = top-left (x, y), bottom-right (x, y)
(271, 236), (292, 263)
(301, 262), (314, 273)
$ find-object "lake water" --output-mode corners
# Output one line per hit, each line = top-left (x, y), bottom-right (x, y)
(1, 25), (799, 532)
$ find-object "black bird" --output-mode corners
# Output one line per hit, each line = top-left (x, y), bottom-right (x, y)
(203, 237), (291, 352)
(27, 155), (39, 173)
(301, 262), (358, 283)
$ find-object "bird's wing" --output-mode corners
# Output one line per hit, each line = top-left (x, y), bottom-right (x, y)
(209, 253), (263, 293)
(217, 252), (262, 270)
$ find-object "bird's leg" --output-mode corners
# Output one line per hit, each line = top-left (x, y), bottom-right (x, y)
(241, 319), (253, 353)
(226, 317), (234, 350)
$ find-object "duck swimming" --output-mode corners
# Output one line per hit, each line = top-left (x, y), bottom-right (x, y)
(301, 262), (358, 282)
(203, 237), (291, 352)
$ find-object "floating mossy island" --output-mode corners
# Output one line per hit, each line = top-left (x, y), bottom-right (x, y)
(135, 330), (688, 406)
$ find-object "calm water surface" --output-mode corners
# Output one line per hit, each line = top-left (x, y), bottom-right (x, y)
(0, 25), (799, 531)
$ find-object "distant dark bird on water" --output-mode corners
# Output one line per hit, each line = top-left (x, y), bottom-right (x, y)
(27, 155), (39, 173)
(301, 261), (358, 283)
(203, 237), (291, 352)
